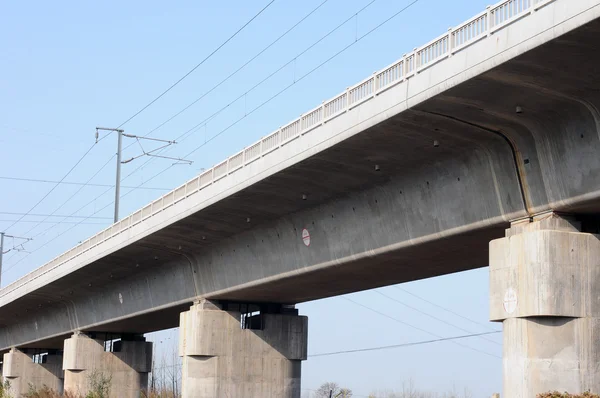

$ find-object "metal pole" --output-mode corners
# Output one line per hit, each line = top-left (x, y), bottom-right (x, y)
(114, 130), (123, 223)
(0, 232), (4, 287)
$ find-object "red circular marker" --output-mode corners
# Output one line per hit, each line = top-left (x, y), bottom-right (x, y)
(302, 228), (310, 247)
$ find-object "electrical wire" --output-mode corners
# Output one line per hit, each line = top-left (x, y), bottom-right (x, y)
(115, 0), (277, 129)
(308, 331), (501, 358)
(140, 0), (332, 139)
(342, 297), (500, 359)
(2, 0), (278, 239)
(107, 0), (419, 191)
(0, 176), (170, 191)
(2, 0), (422, 279)
(394, 286), (501, 332)
(7, 0), (386, 247)
(20, 155), (116, 237)
(3, 143), (96, 233)
(373, 290), (501, 345)
(0, 220), (106, 225)
(0, 212), (111, 220)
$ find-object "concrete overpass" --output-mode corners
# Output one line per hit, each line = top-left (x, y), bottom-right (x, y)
(3, 0), (600, 396)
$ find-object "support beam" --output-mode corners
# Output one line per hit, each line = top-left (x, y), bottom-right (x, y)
(63, 332), (152, 398)
(490, 213), (600, 396)
(179, 300), (308, 398)
(2, 348), (63, 396)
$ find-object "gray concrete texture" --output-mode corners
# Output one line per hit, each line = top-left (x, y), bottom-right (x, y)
(179, 301), (307, 398)
(1, 0), (600, 352)
(2, 348), (63, 396)
(490, 214), (600, 396)
(63, 333), (152, 398)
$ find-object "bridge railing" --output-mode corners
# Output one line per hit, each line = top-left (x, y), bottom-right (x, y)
(0, 0), (557, 298)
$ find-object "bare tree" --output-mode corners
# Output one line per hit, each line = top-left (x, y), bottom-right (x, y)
(315, 382), (353, 398)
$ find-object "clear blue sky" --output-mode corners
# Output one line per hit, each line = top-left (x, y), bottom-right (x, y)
(0, 0), (501, 395)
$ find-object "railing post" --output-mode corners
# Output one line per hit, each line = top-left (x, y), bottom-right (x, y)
(373, 72), (378, 96)
(260, 137), (264, 157)
(447, 28), (453, 56)
(486, 5), (492, 36)
(345, 87), (350, 110)
(402, 54), (407, 79)
(531, 0), (536, 12)
(413, 48), (419, 73)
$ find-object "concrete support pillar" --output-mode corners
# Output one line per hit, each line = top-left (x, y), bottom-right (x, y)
(490, 213), (600, 397)
(63, 333), (152, 398)
(2, 348), (63, 396)
(179, 300), (308, 398)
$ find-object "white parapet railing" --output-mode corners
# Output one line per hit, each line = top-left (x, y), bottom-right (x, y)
(0, 0), (557, 297)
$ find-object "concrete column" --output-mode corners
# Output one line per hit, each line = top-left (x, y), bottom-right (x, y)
(490, 213), (600, 397)
(63, 332), (152, 398)
(2, 348), (63, 396)
(179, 300), (308, 398)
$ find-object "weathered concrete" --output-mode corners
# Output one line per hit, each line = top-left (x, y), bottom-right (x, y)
(490, 213), (600, 396)
(2, 0), (600, 352)
(179, 300), (308, 398)
(2, 348), (63, 396)
(63, 333), (152, 398)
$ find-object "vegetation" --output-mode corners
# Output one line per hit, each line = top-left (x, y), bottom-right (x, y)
(0, 381), (11, 398)
(537, 393), (600, 398)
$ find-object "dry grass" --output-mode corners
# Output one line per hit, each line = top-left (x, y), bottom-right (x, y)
(538, 393), (600, 398)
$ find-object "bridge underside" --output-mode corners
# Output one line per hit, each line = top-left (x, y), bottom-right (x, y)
(2, 11), (600, 351)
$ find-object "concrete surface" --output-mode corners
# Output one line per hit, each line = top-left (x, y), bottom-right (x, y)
(490, 213), (600, 396)
(2, 348), (63, 396)
(179, 300), (308, 398)
(1, 0), (600, 353)
(63, 333), (152, 398)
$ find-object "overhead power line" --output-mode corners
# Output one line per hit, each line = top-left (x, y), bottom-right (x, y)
(2, 0), (422, 277)
(141, 0), (332, 139)
(342, 297), (500, 359)
(3, 143), (97, 233)
(3, 0), (381, 256)
(394, 286), (501, 332)
(2, 1), (279, 240)
(0, 176), (170, 191)
(374, 290), (501, 346)
(308, 331), (501, 358)
(0, 212), (111, 220)
(103, 0), (402, 191)
(0, 220), (107, 225)
(116, 0), (277, 129)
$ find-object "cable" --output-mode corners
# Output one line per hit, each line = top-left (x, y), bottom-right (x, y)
(19, 0), (384, 238)
(394, 286), (500, 332)
(342, 297), (500, 359)
(127, 0), (422, 183)
(3, 143), (96, 233)
(19, 155), (116, 237)
(0, 212), (111, 220)
(0, 220), (106, 225)
(141, 0), (331, 139)
(309, 331), (501, 358)
(110, 0), (413, 191)
(2, 0), (421, 279)
(116, 0), (277, 129)
(373, 290), (500, 345)
(2, 0), (280, 240)
(7, 1), (277, 239)
(0, 176), (170, 191)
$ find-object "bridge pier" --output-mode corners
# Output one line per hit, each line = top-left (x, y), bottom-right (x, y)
(490, 213), (600, 397)
(179, 299), (308, 398)
(62, 332), (152, 398)
(2, 348), (63, 396)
